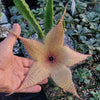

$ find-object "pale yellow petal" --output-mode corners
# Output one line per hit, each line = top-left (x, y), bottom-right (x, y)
(44, 4), (68, 48)
(17, 62), (50, 91)
(19, 37), (45, 60)
(51, 65), (82, 100)
(44, 22), (64, 48)
(60, 46), (91, 67)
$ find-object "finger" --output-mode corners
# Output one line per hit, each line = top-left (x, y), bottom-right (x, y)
(18, 85), (41, 93)
(39, 79), (48, 85)
(21, 57), (33, 68)
(3, 24), (21, 50)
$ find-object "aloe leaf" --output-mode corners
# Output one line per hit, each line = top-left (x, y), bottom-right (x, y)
(44, 0), (53, 34)
(13, 0), (45, 39)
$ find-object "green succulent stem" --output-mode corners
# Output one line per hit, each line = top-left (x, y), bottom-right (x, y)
(44, 0), (53, 34)
(13, 0), (45, 39)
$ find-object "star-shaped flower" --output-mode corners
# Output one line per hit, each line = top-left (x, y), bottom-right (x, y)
(10, 6), (91, 99)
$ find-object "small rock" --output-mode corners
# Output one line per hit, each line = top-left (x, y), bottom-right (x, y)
(0, 0), (2, 4)
(30, 33), (38, 40)
(0, 23), (11, 38)
(13, 40), (22, 55)
(1, 23), (11, 29)
(64, 34), (75, 49)
(0, 12), (8, 24)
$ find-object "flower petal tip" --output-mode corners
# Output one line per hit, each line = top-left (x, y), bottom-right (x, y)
(6, 90), (16, 96)
(59, 3), (68, 23)
(74, 92), (83, 100)
(86, 54), (92, 59)
(77, 96), (83, 100)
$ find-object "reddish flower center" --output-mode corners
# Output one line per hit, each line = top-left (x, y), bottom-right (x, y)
(48, 56), (55, 62)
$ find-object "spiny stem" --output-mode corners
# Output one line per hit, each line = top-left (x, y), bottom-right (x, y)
(44, 0), (53, 34)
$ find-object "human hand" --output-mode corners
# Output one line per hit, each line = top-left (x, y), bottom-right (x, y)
(0, 24), (48, 93)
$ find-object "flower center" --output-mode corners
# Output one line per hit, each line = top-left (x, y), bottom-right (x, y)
(48, 56), (55, 62)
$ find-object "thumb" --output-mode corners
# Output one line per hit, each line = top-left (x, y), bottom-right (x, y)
(0, 24), (21, 69)
(3, 23), (21, 50)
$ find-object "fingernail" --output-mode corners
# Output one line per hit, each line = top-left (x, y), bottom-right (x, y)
(13, 24), (18, 31)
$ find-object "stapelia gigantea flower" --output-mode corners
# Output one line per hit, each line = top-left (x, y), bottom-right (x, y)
(10, 6), (91, 100)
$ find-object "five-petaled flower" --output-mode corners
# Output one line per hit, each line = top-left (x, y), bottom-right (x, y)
(10, 6), (91, 100)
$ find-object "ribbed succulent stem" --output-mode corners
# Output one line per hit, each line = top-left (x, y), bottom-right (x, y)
(44, 0), (53, 34)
